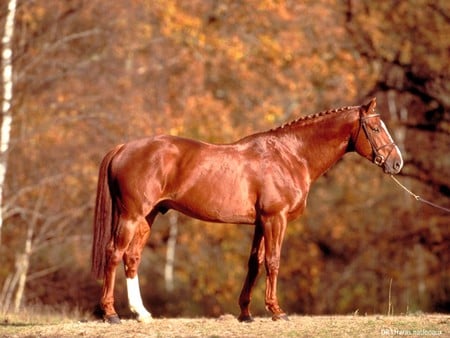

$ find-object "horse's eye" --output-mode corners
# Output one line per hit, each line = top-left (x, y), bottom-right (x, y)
(372, 126), (380, 133)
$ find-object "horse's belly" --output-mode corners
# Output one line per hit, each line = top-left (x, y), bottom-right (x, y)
(170, 185), (257, 224)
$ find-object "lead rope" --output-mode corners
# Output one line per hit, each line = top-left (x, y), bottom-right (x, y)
(390, 175), (450, 213)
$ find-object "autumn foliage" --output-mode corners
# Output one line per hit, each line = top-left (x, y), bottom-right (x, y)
(0, 0), (448, 317)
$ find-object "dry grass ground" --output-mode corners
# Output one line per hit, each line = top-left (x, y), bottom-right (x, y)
(0, 312), (448, 337)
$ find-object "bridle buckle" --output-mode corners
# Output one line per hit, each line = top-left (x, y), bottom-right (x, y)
(374, 154), (385, 166)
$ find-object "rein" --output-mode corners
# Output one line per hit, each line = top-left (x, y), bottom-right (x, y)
(390, 175), (450, 213)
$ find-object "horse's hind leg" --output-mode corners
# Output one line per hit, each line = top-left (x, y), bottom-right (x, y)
(101, 243), (122, 323)
(101, 216), (138, 323)
(123, 217), (152, 323)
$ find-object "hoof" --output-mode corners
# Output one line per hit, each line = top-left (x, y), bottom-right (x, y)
(104, 314), (121, 324)
(238, 314), (254, 323)
(137, 314), (153, 323)
(272, 313), (289, 321)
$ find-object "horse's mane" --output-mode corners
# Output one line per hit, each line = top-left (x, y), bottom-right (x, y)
(271, 105), (359, 132)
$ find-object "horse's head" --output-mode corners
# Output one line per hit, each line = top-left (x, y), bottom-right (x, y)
(353, 98), (403, 174)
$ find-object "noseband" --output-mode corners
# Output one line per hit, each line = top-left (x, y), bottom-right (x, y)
(357, 113), (396, 167)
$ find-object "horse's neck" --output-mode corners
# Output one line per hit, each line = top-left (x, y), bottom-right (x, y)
(277, 111), (358, 182)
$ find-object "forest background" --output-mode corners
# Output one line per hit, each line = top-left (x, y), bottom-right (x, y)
(0, 0), (448, 319)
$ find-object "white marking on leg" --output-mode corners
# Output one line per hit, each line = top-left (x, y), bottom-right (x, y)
(126, 275), (152, 322)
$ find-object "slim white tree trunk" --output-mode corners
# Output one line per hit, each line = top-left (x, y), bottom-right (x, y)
(13, 224), (33, 311)
(164, 212), (178, 292)
(0, 0), (17, 245)
(0, 268), (16, 313)
(0, 224), (33, 313)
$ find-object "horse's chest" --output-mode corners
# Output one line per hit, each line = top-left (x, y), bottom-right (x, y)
(257, 171), (309, 217)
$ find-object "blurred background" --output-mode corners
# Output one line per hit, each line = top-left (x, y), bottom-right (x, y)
(0, 0), (448, 318)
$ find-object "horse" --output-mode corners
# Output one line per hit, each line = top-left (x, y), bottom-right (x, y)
(91, 98), (403, 324)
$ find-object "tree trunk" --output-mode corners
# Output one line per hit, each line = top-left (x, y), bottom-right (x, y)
(164, 212), (178, 292)
(0, 0), (17, 245)
(0, 188), (43, 313)
(0, 224), (33, 313)
(13, 224), (33, 311)
(0, 270), (15, 313)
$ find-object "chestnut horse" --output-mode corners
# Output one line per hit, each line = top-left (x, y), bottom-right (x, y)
(92, 98), (403, 323)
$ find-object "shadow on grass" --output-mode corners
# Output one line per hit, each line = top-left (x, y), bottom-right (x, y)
(1, 319), (38, 327)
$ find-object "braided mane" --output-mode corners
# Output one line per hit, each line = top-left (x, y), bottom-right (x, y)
(271, 105), (358, 132)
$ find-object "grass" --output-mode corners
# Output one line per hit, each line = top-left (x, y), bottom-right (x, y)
(1, 304), (88, 325)
(0, 308), (448, 337)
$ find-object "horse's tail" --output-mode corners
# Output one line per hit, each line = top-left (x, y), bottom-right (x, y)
(91, 144), (123, 280)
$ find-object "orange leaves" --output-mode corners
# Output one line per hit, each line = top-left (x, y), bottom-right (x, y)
(223, 36), (246, 62)
(155, 0), (205, 49)
(182, 93), (234, 143)
(256, 34), (293, 67)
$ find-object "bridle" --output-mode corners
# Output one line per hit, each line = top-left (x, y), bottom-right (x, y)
(355, 113), (397, 167)
(355, 111), (449, 213)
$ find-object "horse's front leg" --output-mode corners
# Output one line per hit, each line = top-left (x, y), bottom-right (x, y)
(238, 224), (264, 322)
(262, 213), (289, 321)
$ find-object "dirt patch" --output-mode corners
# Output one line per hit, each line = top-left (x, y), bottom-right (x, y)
(1, 314), (448, 337)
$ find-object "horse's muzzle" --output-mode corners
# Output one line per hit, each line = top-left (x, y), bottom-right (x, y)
(384, 153), (403, 175)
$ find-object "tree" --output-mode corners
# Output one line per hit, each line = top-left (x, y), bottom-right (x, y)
(345, 0), (450, 194)
(0, 0), (121, 312)
(0, 0), (16, 245)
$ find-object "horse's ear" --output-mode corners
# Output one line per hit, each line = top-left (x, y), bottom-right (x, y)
(366, 97), (377, 112)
